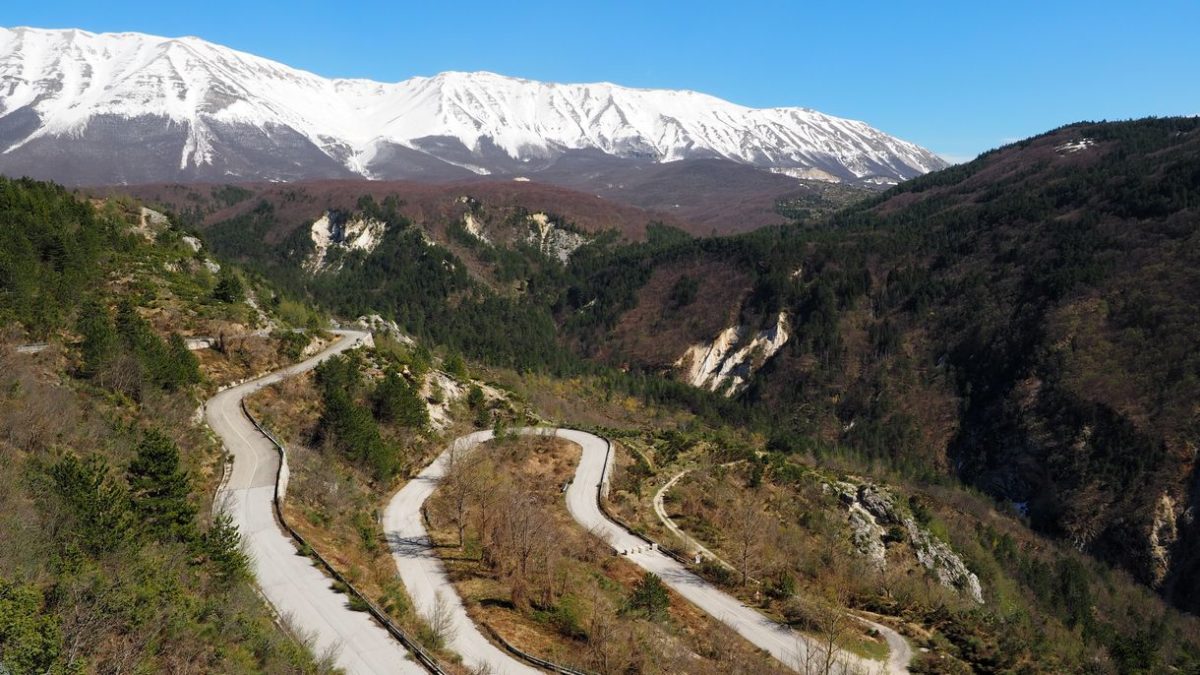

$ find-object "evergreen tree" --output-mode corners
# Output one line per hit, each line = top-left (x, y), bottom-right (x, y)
(0, 579), (61, 675)
(410, 344), (433, 378)
(127, 430), (196, 541)
(205, 513), (249, 585)
(467, 384), (490, 427)
(445, 352), (468, 380)
(317, 358), (400, 479)
(166, 333), (202, 388)
(373, 369), (429, 429)
(48, 454), (134, 554)
(212, 270), (245, 304)
(76, 297), (116, 378)
(625, 572), (670, 621)
(467, 383), (485, 410)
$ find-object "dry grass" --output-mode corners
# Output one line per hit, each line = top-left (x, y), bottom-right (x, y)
(425, 435), (787, 675)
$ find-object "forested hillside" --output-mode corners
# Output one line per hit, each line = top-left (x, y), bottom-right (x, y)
(0, 177), (327, 673)
(81, 117), (1200, 672)
(557, 117), (1200, 613)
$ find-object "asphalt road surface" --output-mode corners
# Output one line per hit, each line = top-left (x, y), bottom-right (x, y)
(653, 470), (913, 673)
(383, 429), (541, 675)
(388, 427), (887, 674)
(207, 330), (426, 675)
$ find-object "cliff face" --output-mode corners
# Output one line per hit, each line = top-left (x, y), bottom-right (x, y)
(833, 481), (985, 604)
(675, 312), (790, 395)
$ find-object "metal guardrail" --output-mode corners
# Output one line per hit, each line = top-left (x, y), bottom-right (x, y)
(481, 622), (591, 675)
(427, 427), (598, 675)
(240, 399), (448, 675)
(593, 437), (692, 566)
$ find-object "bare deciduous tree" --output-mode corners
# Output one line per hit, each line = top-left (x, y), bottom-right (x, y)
(430, 591), (457, 646)
(441, 440), (485, 548)
(721, 491), (773, 586)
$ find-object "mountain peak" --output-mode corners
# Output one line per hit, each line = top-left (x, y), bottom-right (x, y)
(0, 26), (946, 185)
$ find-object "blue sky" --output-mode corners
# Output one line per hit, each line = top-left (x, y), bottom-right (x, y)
(4, 1), (1198, 162)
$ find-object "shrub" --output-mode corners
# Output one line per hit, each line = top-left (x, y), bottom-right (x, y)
(624, 572), (670, 621)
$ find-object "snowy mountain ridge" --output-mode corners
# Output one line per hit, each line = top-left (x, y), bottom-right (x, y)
(0, 26), (946, 184)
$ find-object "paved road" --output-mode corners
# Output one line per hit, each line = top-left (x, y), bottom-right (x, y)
(383, 430), (541, 675)
(558, 428), (874, 673)
(653, 469), (912, 674)
(387, 427), (881, 674)
(207, 330), (426, 675)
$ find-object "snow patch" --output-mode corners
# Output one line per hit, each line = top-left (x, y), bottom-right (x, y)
(1056, 138), (1095, 154)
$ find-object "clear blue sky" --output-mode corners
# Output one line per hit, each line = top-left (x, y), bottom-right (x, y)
(4, 1), (1198, 162)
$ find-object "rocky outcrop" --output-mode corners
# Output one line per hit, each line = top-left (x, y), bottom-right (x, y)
(350, 314), (416, 347)
(831, 481), (985, 604)
(675, 312), (789, 396)
(304, 211), (386, 272)
(847, 498), (889, 569)
(462, 212), (491, 244)
(1150, 492), (1181, 587)
(526, 212), (588, 263)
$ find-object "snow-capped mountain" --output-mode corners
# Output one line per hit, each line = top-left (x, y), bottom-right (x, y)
(0, 27), (946, 185)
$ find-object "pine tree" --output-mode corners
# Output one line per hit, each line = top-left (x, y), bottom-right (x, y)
(205, 513), (249, 585)
(373, 370), (429, 429)
(445, 352), (468, 380)
(48, 454), (134, 554)
(166, 333), (202, 388)
(0, 579), (61, 675)
(76, 298), (116, 379)
(212, 271), (245, 304)
(127, 430), (196, 541)
(625, 572), (670, 621)
(467, 384), (485, 410)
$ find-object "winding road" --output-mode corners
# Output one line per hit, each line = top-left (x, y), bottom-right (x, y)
(653, 470), (913, 674)
(385, 428), (885, 674)
(384, 430), (541, 675)
(207, 330), (426, 675)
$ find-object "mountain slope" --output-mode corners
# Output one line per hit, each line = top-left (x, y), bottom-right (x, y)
(0, 26), (946, 185)
(0, 177), (343, 673)
(554, 117), (1200, 614)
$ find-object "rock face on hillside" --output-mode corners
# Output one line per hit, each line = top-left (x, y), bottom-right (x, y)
(525, 213), (588, 264)
(304, 211), (386, 272)
(350, 315), (415, 346)
(570, 119), (1200, 613)
(832, 481), (984, 604)
(675, 312), (790, 395)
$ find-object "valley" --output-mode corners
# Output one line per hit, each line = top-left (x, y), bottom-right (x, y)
(0, 14), (1198, 673)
